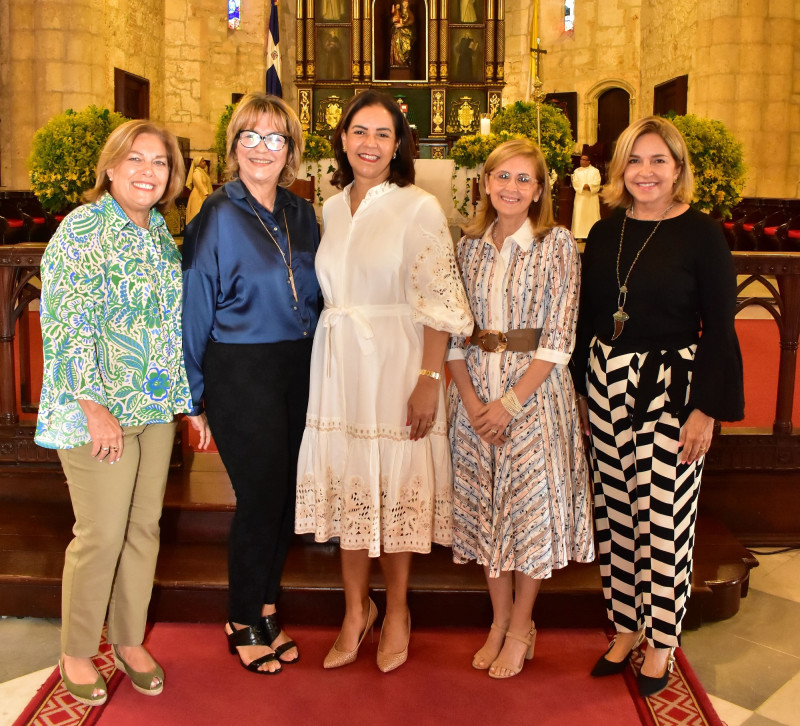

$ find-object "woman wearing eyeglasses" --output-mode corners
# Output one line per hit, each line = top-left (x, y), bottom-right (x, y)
(447, 139), (594, 678)
(182, 93), (321, 674)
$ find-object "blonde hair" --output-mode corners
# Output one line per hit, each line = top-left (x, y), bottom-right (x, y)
(462, 138), (555, 239)
(225, 93), (304, 186)
(601, 116), (694, 209)
(83, 119), (185, 213)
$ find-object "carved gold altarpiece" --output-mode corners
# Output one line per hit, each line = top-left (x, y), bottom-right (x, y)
(295, 0), (505, 157)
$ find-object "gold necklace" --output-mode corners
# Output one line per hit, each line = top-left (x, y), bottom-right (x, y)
(612, 203), (674, 340)
(245, 199), (298, 302)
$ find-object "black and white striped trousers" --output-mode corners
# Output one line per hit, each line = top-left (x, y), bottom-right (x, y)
(586, 338), (703, 648)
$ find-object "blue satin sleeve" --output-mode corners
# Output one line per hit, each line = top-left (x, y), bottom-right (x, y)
(181, 181), (321, 414)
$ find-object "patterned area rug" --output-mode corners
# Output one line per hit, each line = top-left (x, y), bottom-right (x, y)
(12, 626), (721, 726)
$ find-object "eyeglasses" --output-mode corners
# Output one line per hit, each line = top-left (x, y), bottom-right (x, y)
(491, 171), (537, 187)
(238, 131), (289, 151)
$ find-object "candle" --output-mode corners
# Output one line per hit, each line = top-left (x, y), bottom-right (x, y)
(480, 117), (491, 135)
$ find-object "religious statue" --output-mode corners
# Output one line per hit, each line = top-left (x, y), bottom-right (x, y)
(455, 33), (478, 81)
(390, 0), (415, 68)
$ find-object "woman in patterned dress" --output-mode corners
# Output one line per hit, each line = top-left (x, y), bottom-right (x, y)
(35, 120), (205, 706)
(448, 138), (594, 679)
(295, 90), (472, 672)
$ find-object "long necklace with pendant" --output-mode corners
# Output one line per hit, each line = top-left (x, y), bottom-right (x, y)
(245, 199), (298, 302)
(612, 203), (674, 340)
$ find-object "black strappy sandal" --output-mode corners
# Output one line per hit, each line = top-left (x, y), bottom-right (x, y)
(225, 622), (282, 675)
(261, 614), (299, 664)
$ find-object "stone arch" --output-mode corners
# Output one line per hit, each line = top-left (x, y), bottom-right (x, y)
(581, 79), (638, 147)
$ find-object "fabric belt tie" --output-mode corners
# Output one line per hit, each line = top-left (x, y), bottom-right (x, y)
(322, 303), (412, 375)
(469, 325), (542, 353)
(632, 349), (691, 430)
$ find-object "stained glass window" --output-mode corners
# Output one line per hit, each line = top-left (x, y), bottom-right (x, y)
(228, 0), (240, 29)
(564, 0), (574, 32)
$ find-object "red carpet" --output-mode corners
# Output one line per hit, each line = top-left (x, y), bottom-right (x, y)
(14, 624), (721, 726)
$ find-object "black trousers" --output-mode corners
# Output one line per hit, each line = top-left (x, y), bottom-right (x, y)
(203, 339), (312, 625)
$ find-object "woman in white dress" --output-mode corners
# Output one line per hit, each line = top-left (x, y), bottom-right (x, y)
(295, 90), (472, 672)
(448, 139), (594, 679)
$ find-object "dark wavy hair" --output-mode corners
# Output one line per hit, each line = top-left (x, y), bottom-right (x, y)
(330, 90), (415, 189)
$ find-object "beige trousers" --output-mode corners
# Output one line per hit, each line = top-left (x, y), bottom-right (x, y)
(58, 421), (176, 656)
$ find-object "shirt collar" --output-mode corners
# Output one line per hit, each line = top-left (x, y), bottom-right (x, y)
(484, 218), (536, 252)
(226, 178), (299, 214)
(101, 192), (165, 233)
(342, 180), (394, 207)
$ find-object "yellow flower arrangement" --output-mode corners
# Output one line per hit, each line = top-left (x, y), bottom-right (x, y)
(28, 106), (127, 213)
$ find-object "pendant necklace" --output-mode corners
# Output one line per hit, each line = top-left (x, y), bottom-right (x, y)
(245, 199), (298, 302)
(612, 203), (674, 340)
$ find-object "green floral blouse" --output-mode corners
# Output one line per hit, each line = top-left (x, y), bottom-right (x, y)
(35, 193), (192, 449)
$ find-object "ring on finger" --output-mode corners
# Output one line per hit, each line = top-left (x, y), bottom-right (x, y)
(102, 446), (110, 451)
(490, 428), (498, 434)
(112, 446), (119, 451)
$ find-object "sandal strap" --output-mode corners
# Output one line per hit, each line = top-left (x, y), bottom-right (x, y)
(260, 614), (282, 643)
(505, 629), (532, 647)
(490, 622), (505, 634)
(273, 640), (298, 658)
(228, 622), (267, 648)
(246, 651), (279, 671)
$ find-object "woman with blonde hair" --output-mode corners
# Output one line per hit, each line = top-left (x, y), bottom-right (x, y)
(448, 138), (594, 679)
(36, 119), (202, 705)
(182, 93), (320, 674)
(573, 116), (743, 696)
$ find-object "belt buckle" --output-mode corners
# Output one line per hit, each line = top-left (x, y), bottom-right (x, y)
(478, 329), (507, 353)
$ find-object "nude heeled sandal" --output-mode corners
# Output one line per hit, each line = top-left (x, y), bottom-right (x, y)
(324, 598), (377, 669)
(472, 622), (506, 670)
(488, 622), (537, 679)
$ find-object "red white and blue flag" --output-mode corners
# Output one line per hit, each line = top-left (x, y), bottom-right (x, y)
(266, 0), (282, 97)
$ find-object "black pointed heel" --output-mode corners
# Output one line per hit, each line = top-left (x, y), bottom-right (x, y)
(261, 613), (299, 664)
(637, 647), (676, 698)
(591, 629), (646, 677)
(225, 622), (281, 675)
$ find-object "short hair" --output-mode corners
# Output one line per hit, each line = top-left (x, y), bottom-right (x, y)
(330, 90), (415, 189)
(225, 93), (304, 186)
(83, 119), (186, 213)
(601, 116), (695, 209)
(462, 138), (555, 240)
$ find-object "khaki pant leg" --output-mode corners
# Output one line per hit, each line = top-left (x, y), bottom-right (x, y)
(58, 422), (175, 656)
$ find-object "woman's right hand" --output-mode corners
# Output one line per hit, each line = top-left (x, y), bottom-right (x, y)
(78, 399), (124, 463)
(186, 413), (212, 450)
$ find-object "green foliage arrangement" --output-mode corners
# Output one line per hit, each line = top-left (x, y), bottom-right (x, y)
(669, 114), (746, 219)
(490, 101), (574, 178)
(28, 106), (127, 213)
(214, 102), (238, 179)
(302, 132), (335, 204)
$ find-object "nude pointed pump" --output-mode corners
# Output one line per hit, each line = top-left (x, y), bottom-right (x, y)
(323, 597), (377, 669)
(377, 609), (411, 673)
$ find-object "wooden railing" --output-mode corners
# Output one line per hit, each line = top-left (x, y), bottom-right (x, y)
(0, 242), (798, 540)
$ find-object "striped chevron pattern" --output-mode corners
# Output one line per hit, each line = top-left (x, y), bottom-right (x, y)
(587, 338), (704, 648)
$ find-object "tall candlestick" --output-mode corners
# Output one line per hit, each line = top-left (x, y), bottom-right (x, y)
(480, 117), (491, 135)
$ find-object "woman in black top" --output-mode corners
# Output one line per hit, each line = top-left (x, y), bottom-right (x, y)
(572, 116), (743, 698)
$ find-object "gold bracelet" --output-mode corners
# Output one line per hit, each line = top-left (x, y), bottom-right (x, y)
(419, 368), (441, 381)
(500, 388), (523, 416)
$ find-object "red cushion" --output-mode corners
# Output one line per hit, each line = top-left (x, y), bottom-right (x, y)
(789, 229), (800, 239)
(32, 216), (46, 224)
(723, 221), (735, 229)
(764, 226), (779, 236)
(55, 215), (66, 221)
(7, 219), (23, 228)
(743, 223), (755, 231)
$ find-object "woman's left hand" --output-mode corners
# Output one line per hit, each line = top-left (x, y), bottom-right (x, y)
(406, 377), (439, 440)
(679, 408), (714, 464)
(473, 399), (513, 446)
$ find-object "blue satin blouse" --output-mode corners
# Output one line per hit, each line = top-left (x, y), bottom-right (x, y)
(182, 179), (321, 414)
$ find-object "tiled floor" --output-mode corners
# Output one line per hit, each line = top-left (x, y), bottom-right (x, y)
(1, 549), (799, 726)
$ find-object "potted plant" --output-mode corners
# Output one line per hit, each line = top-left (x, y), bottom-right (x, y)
(301, 132), (335, 204)
(668, 114), (746, 219)
(28, 105), (127, 214)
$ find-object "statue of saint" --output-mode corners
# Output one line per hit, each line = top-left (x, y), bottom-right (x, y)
(389, 0), (415, 68)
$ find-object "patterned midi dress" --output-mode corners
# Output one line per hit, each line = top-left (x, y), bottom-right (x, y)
(448, 220), (594, 578)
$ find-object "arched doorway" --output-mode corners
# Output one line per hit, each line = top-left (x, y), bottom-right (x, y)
(597, 87), (630, 162)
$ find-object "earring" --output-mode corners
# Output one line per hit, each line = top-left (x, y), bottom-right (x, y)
(393, 150), (397, 159)
(107, 172), (113, 181)
(673, 177), (678, 184)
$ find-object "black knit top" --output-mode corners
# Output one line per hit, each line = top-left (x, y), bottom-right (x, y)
(572, 206), (744, 422)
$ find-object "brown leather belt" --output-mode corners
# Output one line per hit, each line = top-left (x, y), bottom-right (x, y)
(469, 326), (542, 353)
